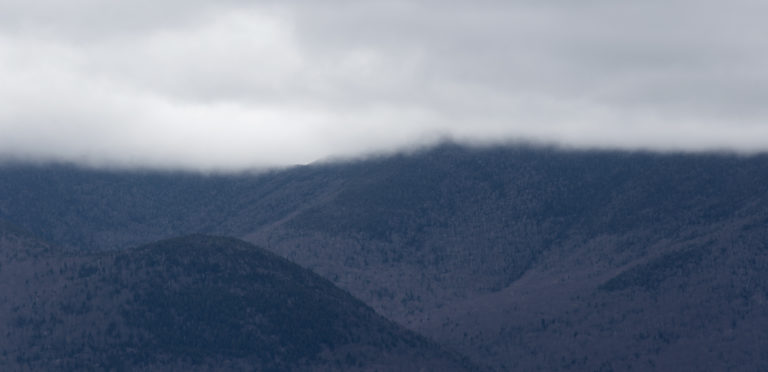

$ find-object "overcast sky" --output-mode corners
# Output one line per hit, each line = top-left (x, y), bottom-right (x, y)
(1, 0), (768, 170)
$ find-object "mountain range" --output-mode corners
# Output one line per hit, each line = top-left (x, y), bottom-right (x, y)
(1, 143), (767, 371)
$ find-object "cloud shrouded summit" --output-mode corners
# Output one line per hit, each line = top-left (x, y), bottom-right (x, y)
(2, 0), (767, 169)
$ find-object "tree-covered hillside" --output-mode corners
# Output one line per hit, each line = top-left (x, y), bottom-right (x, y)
(2, 144), (768, 370)
(0, 230), (471, 371)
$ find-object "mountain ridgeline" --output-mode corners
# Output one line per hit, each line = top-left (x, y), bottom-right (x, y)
(1, 144), (768, 370)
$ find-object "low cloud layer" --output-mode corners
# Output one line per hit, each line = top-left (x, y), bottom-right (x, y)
(2, 0), (768, 170)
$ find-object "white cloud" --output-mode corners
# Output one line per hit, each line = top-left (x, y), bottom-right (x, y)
(1, 0), (768, 170)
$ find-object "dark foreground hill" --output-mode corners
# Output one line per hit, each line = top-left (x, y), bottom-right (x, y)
(2, 144), (768, 370)
(0, 228), (470, 371)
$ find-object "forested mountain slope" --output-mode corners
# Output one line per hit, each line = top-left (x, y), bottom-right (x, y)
(0, 229), (470, 371)
(2, 144), (768, 370)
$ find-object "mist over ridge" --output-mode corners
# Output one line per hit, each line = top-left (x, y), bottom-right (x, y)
(3, 0), (768, 170)
(2, 138), (767, 174)
(3, 2), (768, 368)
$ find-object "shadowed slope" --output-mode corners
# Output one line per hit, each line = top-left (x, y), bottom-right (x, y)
(3, 144), (768, 370)
(0, 231), (472, 371)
